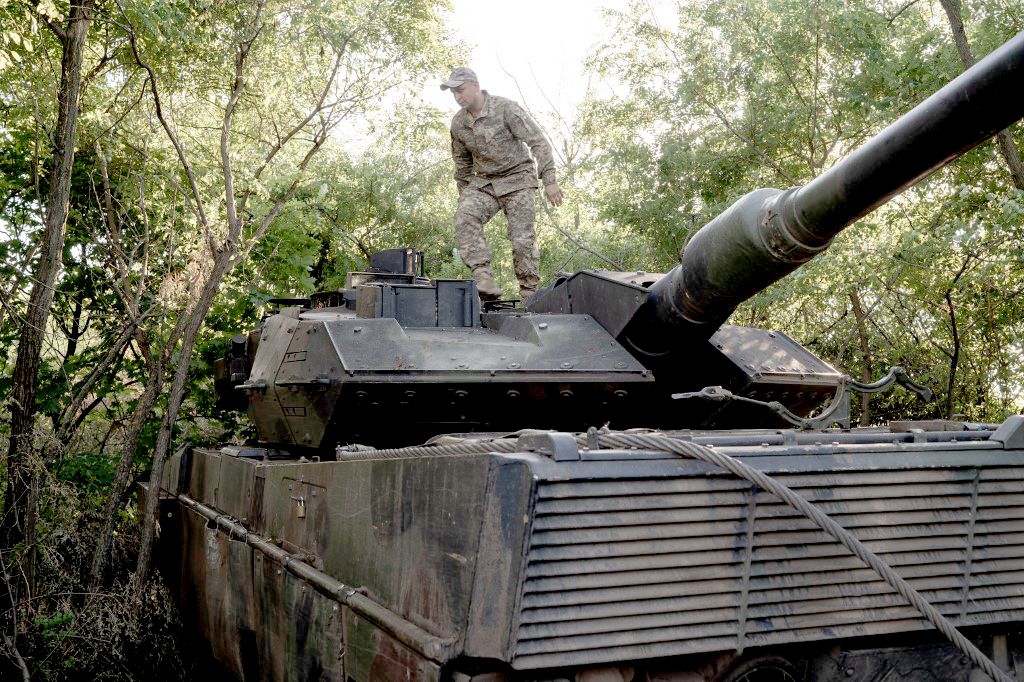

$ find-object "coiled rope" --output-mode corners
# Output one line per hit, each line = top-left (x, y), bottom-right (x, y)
(340, 430), (1012, 681)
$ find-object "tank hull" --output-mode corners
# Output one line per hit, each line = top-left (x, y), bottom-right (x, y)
(156, 419), (1024, 680)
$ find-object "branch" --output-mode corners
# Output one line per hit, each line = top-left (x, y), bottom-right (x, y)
(247, 47), (342, 187)
(222, 0), (266, 249)
(693, 90), (798, 184)
(542, 204), (624, 269)
(236, 0), (394, 218)
(81, 76), (147, 148)
(118, 3), (210, 234)
(885, 0), (922, 25)
(44, 17), (67, 43)
(55, 309), (151, 443)
(233, 126), (331, 264)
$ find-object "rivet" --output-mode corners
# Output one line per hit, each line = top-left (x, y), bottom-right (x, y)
(405, 390), (416, 398)
(455, 390), (468, 398)
(508, 362), (521, 369)
(506, 390), (520, 399)
(614, 390), (628, 398)
(353, 327), (362, 333)
(560, 390), (574, 398)
(538, 323), (548, 329)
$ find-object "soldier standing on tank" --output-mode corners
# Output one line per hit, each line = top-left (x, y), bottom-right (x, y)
(442, 67), (563, 302)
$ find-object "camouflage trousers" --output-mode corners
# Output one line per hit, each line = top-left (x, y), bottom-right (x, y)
(455, 184), (539, 302)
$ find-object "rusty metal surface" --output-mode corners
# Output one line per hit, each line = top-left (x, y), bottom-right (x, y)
(344, 608), (441, 681)
(173, 505), (256, 677)
(463, 457), (538, 659)
(168, 491), (453, 680)
(251, 546), (344, 681)
(158, 422), (1024, 679)
(177, 448), (495, 646)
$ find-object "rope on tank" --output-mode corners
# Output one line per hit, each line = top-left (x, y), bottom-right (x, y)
(340, 430), (1013, 682)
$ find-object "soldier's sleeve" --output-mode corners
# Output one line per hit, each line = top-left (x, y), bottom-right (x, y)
(505, 102), (557, 187)
(451, 129), (472, 193)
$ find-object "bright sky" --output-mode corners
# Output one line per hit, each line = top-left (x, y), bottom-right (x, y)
(420, 0), (632, 129)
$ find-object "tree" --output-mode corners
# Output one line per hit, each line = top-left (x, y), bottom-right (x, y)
(580, 0), (1024, 423)
(76, 0), (458, 589)
(2, 0), (94, 641)
(1, 0), (456, 674)
(938, 0), (1024, 189)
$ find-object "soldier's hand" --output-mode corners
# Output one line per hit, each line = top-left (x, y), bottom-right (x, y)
(544, 182), (564, 207)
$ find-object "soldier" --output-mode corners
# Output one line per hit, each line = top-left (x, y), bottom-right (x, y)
(442, 67), (563, 302)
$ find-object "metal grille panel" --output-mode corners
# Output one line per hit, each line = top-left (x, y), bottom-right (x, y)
(512, 461), (1024, 669)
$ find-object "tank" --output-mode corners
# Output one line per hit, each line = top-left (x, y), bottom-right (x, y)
(158, 33), (1024, 682)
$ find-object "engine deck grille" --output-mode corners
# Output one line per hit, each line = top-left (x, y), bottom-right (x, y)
(511, 460), (1024, 670)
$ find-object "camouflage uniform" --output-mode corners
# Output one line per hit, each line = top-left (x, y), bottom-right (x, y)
(451, 92), (557, 301)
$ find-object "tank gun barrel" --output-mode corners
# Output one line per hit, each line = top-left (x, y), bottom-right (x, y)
(629, 31), (1024, 352)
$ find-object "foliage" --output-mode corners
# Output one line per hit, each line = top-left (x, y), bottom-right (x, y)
(582, 0), (1024, 423)
(0, 0), (458, 675)
(2, 0), (1024, 676)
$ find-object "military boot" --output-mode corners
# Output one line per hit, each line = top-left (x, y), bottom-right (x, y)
(473, 267), (503, 302)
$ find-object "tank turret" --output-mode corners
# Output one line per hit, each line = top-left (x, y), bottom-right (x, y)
(218, 33), (1024, 451)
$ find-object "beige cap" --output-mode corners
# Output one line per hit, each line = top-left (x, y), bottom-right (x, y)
(440, 67), (478, 91)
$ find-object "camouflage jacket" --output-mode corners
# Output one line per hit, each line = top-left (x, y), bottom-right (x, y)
(450, 92), (557, 196)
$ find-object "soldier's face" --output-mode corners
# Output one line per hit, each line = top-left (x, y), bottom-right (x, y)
(451, 81), (481, 110)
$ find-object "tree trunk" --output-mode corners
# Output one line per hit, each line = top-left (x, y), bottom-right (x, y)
(849, 290), (873, 426)
(944, 291), (961, 419)
(133, 253), (234, 588)
(938, 0), (1024, 189)
(62, 297), (84, 363)
(87, 330), (163, 593)
(1, 0), (93, 558)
